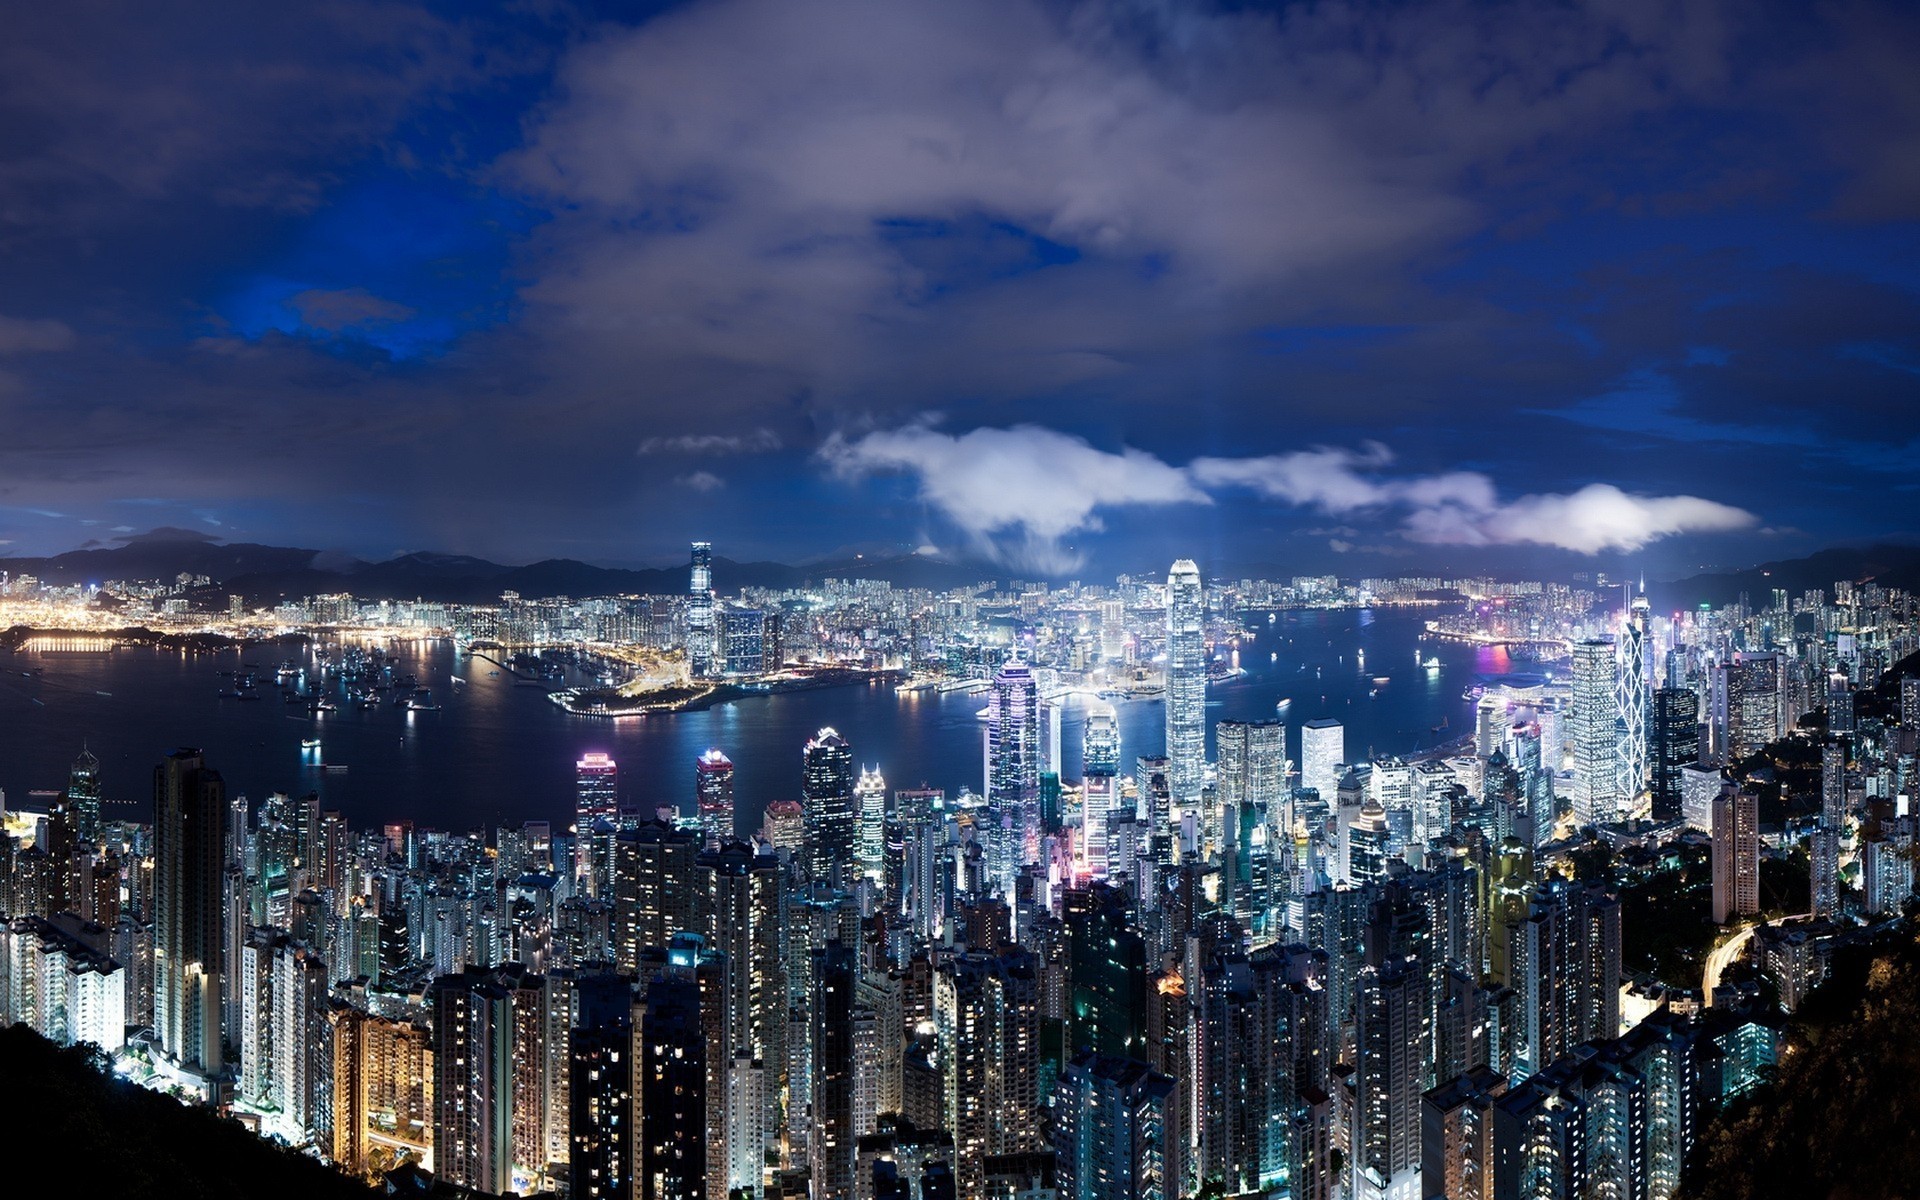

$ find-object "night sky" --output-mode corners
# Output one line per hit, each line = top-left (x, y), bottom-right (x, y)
(2, 0), (1917, 577)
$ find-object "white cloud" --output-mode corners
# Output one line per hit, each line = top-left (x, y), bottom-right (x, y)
(678, 470), (726, 493)
(820, 423), (1209, 571)
(638, 429), (783, 457)
(829, 424), (1757, 564)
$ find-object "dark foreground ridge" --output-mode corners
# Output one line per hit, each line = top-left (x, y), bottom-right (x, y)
(1683, 925), (1920, 1199)
(0, 1024), (374, 1200)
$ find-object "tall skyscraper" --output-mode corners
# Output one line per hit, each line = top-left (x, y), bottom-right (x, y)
(1725, 653), (1782, 758)
(1081, 705), (1121, 880)
(1615, 596), (1651, 803)
(431, 967), (518, 1195)
(1711, 786), (1760, 925)
(1648, 688), (1699, 821)
(1054, 1054), (1175, 1200)
(1571, 639), (1623, 827)
(1164, 560), (1206, 819)
(153, 749), (227, 1083)
(1216, 720), (1287, 849)
(988, 658), (1040, 878)
(689, 541), (716, 679)
(570, 971), (637, 1200)
(804, 728), (856, 887)
(1300, 718), (1344, 807)
(67, 745), (101, 844)
(577, 752), (619, 826)
(855, 765), (888, 885)
(695, 749), (735, 847)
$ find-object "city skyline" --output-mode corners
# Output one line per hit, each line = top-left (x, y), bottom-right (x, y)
(1, 2), (1918, 573)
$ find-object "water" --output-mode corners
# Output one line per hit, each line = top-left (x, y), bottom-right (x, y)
(0, 609), (1509, 835)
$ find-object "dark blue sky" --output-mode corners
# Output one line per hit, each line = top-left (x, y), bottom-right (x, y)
(1, 0), (1916, 577)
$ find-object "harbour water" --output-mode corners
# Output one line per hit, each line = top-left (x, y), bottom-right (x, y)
(0, 608), (1519, 835)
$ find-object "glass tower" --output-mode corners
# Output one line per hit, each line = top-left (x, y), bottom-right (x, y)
(1163, 560), (1206, 819)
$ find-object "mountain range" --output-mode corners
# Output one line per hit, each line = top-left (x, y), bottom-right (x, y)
(5, 529), (1918, 608)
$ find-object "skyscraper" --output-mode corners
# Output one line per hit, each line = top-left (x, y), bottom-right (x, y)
(689, 541), (716, 679)
(1163, 560), (1206, 819)
(855, 765), (888, 885)
(695, 749), (735, 847)
(577, 752), (619, 826)
(153, 749), (227, 1083)
(67, 745), (101, 844)
(805, 728), (856, 887)
(1615, 596), (1651, 803)
(1711, 786), (1760, 925)
(1571, 639), (1623, 827)
(1648, 688), (1699, 821)
(1300, 719), (1345, 807)
(1054, 1054), (1175, 1200)
(431, 967), (518, 1195)
(1082, 705), (1121, 880)
(988, 658), (1040, 877)
(1725, 653), (1782, 758)
(570, 971), (637, 1200)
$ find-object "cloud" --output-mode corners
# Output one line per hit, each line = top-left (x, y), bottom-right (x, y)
(0, 314), (76, 354)
(288, 288), (419, 332)
(820, 423), (1209, 571)
(638, 429), (783, 457)
(1195, 442), (1755, 554)
(678, 470), (726, 493)
(832, 425), (1757, 563)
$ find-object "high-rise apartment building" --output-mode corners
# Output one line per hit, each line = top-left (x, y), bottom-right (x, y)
(695, 749), (735, 848)
(1711, 786), (1760, 926)
(153, 749), (227, 1085)
(804, 728), (856, 887)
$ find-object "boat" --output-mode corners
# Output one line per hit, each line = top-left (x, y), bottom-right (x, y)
(1372, 675), (1390, 685)
(322, 763), (349, 773)
(1423, 656), (1441, 671)
(1275, 697), (1292, 713)
(300, 738), (321, 750)
(450, 674), (466, 685)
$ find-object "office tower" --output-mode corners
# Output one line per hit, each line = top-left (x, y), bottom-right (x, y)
(576, 752), (619, 849)
(1616, 596), (1651, 802)
(431, 967), (518, 1195)
(1571, 639), (1623, 827)
(689, 541), (716, 679)
(1678, 763), (1720, 835)
(611, 819), (702, 973)
(1711, 786), (1760, 926)
(696, 749), (735, 847)
(570, 971), (636, 1200)
(331, 1006), (434, 1178)
(1903, 675), (1920, 730)
(1810, 826), (1840, 920)
(1054, 1054), (1174, 1200)
(1349, 800), (1391, 886)
(1216, 719), (1287, 854)
(813, 942), (858, 1200)
(1504, 880), (1621, 1075)
(1725, 653), (1781, 758)
(1082, 704), (1120, 880)
(805, 728), (857, 887)
(1300, 719), (1344, 808)
(67, 746), (101, 844)
(153, 749), (227, 1083)
(1164, 560), (1206, 818)
(723, 608), (765, 677)
(987, 658), (1041, 879)
(856, 766), (888, 887)
(1648, 688), (1699, 821)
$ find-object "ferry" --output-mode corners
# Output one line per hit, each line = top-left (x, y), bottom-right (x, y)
(300, 738), (321, 750)
(1423, 656), (1441, 671)
(1275, 697), (1292, 714)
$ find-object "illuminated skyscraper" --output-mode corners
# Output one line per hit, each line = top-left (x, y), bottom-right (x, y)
(153, 749), (227, 1084)
(1614, 596), (1651, 803)
(1081, 705), (1121, 880)
(1164, 560), (1206, 818)
(66, 745), (101, 844)
(988, 658), (1041, 878)
(1054, 1053), (1175, 1200)
(570, 971), (637, 1200)
(695, 749), (735, 848)
(1711, 786), (1759, 925)
(1725, 652), (1782, 758)
(1300, 718), (1344, 808)
(577, 752), (619, 825)
(689, 541), (716, 679)
(855, 765), (888, 885)
(1648, 688), (1699, 821)
(804, 728), (856, 886)
(1571, 639), (1623, 827)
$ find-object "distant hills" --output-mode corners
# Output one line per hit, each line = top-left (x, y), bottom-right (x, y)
(7, 529), (1919, 607)
(1648, 544), (1920, 611)
(0, 528), (990, 604)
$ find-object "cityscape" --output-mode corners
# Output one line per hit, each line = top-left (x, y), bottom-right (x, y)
(2, 543), (1917, 1200)
(4, 2), (1919, 1198)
